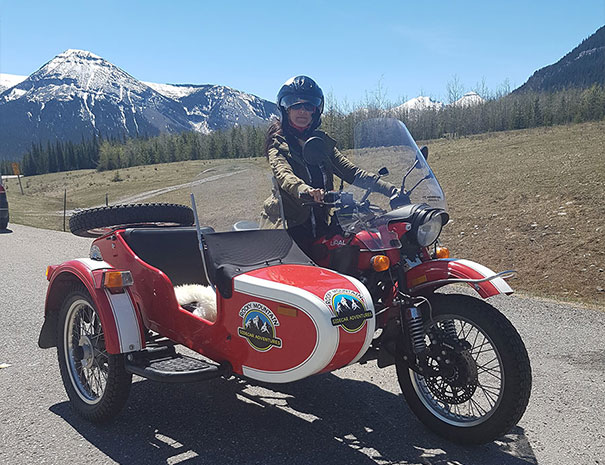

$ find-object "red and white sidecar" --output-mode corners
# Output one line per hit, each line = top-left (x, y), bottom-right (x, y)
(39, 205), (377, 422)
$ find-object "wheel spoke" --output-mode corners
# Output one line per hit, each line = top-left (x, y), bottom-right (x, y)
(469, 397), (488, 415)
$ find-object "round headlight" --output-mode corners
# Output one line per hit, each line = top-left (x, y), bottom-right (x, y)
(416, 216), (443, 247)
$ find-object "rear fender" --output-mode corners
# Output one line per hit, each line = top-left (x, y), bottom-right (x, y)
(406, 258), (513, 298)
(40, 258), (144, 354)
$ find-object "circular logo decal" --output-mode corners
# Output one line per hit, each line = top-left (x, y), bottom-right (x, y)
(238, 302), (282, 352)
(324, 289), (372, 333)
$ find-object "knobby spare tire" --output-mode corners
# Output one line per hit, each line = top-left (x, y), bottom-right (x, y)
(69, 203), (194, 237)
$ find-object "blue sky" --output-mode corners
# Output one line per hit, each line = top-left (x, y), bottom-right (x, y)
(0, 0), (602, 104)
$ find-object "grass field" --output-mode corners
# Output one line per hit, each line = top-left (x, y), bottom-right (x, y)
(3, 120), (604, 307)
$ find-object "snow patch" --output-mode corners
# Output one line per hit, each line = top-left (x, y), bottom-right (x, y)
(3, 88), (26, 102)
(0, 73), (27, 90)
(144, 82), (200, 99)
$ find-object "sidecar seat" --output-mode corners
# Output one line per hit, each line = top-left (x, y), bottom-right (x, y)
(123, 226), (215, 286)
(200, 229), (315, 299)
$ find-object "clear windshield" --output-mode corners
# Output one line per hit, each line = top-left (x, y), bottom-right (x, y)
(189, 158), (280, 232)
(335, 118), (447, 250)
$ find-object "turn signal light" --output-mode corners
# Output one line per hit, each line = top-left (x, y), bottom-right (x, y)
(371, 255), (390, 272)
(103, 271), (134, 289)
(436, 246), (450, 259)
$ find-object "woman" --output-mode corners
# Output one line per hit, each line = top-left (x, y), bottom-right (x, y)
(260, 75), (398, 255)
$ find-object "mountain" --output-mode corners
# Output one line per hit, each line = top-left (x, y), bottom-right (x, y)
(0, 50), (193, 158)
(147, 83), (279, 133)
(392, 96), (444, 113)
(391, 93), (484, 115)
(514, 26), (605, 93)
(0, 50), (278, 160)
(452, 91), (485, 107)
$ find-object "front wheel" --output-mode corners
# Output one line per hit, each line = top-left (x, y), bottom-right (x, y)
(57, 285), (132, 422)
(396, 294), (531, 444)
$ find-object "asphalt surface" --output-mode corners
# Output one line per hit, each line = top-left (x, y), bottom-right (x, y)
(1, 223), (603, 465)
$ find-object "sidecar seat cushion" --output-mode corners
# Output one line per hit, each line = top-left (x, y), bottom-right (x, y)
(201, 229), (314, 299)
(123, 226), (214, 286)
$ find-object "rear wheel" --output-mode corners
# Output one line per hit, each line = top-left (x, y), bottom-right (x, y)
(396, 294), (531, 444)
(57, 285), (132, 422)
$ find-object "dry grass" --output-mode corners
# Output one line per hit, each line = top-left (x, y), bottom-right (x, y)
(426, 121), (605, 308)
(3, 121), (604, 307)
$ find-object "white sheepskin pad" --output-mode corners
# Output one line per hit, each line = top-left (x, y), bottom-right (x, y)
(174, 284), (217, 322)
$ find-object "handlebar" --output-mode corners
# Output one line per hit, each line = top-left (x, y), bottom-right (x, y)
(300, 191), (356, 206)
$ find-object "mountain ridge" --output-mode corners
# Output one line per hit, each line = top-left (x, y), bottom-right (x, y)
(514, 26), (605, 93)
(0, 49), (278, 159)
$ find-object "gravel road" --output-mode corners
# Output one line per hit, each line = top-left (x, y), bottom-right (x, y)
(1, 224), (603, 465)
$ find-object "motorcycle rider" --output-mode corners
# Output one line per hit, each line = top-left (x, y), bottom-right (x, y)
(260, 75), (398, 255)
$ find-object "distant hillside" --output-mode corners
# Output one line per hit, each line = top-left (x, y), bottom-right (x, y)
(514, 26), (605, 93)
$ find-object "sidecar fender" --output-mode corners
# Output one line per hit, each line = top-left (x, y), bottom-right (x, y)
(406, 258), (513, 298)
(40, 258), (144, 354)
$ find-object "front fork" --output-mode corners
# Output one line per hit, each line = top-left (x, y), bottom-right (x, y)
(373, 293), (431, 371)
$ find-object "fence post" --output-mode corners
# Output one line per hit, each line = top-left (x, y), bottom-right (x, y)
(63, 189), (67, 232)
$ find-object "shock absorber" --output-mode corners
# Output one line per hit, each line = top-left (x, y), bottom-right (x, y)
(403, 305), (426, 354)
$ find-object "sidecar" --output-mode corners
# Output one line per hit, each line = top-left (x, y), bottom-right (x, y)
(38, 203), (376, 422)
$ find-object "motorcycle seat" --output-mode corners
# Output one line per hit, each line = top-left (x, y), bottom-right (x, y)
(201, 229), (315, 299)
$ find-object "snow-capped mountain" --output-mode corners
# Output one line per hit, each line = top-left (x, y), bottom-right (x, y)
(0, 50), (278, 159)
(452, 91), (485, 107)
(391, 93), (485, 115)
(392, 96), (444, 113)
(148, 83), (279, 133)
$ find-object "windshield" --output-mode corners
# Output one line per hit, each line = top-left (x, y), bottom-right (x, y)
(189, 158), (278, 233)
(334, 118), (447, 250)
(351, 118), (446, 210)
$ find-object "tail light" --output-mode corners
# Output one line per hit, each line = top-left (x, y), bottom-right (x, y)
(103, 271), (134, 292)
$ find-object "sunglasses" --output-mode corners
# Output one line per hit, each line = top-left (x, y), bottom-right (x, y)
(288, 102), (316, 112)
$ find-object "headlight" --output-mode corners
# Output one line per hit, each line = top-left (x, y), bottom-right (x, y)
(416, 216), (443, 247)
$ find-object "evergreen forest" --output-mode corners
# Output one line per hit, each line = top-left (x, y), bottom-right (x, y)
(2, 84), (604, 177)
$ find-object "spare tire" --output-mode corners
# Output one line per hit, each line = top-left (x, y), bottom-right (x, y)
(69, 203), (194, 237)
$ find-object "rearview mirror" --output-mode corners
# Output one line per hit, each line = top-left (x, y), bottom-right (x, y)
(378, 167), (389, 176)
(419, 145), (429, 161)
(302, 137), (327, 165)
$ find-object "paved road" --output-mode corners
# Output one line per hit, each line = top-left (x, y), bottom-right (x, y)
(1, 224), (603, 465)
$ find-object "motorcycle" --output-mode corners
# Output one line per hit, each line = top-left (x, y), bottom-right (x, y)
(38, 118), (531, 445)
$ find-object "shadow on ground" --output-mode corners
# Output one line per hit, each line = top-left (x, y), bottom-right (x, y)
(51, 373), (537, 465)
(0, 228), (13, 234)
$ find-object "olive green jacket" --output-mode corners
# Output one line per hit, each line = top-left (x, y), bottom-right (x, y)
(260, 130), (397, 229)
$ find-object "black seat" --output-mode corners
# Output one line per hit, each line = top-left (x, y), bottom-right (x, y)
(201, 229), (314, 298)
(123, 226), (214, 286)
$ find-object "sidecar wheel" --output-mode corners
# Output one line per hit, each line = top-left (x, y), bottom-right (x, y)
(57, 285), (132, 423)
(69, 203), (194, 237)
(396, 294), (531, 444)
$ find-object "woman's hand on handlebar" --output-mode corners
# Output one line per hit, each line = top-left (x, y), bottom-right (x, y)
(308, 188), (325, 202)
(300, 189), (340, 204)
